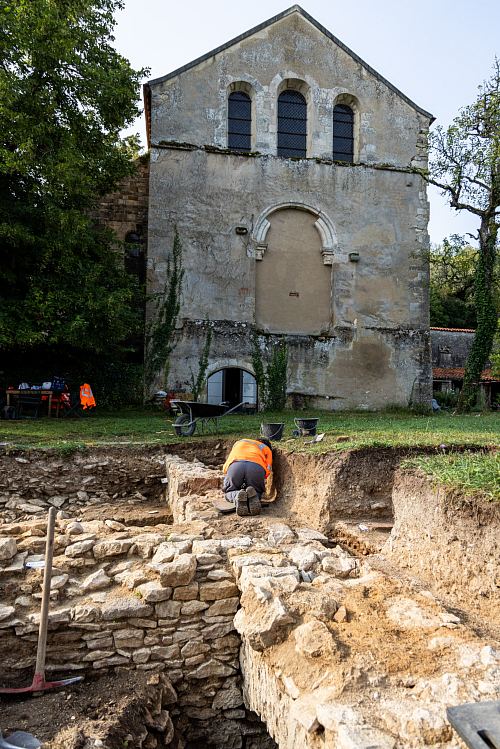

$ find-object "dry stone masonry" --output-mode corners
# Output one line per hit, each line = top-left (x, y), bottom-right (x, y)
(0, 449), (499, 748)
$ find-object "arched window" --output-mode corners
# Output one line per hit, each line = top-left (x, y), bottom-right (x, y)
(277, 90), (307, 158)
(228, 91), (251, 151)
(333, 104), (354, 162)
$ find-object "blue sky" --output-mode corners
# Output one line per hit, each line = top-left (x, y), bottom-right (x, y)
(114, 0), (499, 245)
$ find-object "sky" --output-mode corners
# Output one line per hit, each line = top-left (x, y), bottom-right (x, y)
(113, 0), (500, 246)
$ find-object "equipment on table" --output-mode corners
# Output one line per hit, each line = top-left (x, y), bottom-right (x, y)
(0, 508), (84, 694)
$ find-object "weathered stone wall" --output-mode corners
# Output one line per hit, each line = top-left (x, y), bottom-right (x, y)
(146, 8), (432, 407)
(149, 10), (429, 166)
(0, 519), (265, 747)
(431, 329), (476, 369)
(94, 155), (149, 243)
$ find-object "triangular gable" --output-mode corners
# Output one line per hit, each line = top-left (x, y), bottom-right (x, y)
(144, 5), (433, 146)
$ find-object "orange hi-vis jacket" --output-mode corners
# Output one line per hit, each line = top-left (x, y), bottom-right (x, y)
(223, 439), (273, 478)
(80, 383), (96, 409)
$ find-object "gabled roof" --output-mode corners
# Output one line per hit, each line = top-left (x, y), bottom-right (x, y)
(143, 5), (433, 146)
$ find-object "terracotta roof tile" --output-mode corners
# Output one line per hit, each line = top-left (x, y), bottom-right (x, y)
(433, 367), (498, 382)
(430, 327), (476, 333)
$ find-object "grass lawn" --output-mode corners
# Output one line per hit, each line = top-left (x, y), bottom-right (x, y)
(1, 407), (498, 497)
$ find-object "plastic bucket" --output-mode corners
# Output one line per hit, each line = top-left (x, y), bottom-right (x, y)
(294, 417), (319, 436)
(260, 422), (285, 441)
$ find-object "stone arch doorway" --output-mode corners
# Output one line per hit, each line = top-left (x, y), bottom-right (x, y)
(207, 368), (257, 409)
(255, 207), (333, 334)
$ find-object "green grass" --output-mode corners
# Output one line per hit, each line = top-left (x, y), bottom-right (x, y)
(1, 407), (498, 500)
(402, 451), (500, 501)
(0, 407), (498, 452)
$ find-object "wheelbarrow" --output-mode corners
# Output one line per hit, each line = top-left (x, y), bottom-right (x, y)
(171, 400), (248, 436)
(0, 507), (83, 695)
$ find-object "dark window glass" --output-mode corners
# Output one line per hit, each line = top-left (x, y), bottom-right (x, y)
(278, 90), (307, 158)
(333, 104), (354, 162)
(228, 91), (251, 151)
(125, 231), (145, 283)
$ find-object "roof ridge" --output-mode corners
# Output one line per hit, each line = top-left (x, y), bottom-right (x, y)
(145, 5), (433, 122)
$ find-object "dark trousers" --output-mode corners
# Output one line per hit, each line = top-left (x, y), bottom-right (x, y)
(223, 460), (266, 502)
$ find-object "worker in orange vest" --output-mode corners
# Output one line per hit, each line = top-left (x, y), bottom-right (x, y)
(80, 383), (96, 410)
(222, 438), (273, 516)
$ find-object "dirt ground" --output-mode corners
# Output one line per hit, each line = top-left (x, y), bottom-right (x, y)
(0, 671), (153, 746)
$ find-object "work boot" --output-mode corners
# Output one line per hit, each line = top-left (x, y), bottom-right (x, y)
(235, 488), (250, 516)
(245, 486), (261, 516)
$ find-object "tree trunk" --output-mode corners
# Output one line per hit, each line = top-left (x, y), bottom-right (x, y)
(457, 218), (498, 411)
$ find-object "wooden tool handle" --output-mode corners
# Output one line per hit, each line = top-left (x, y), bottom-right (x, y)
(34, 507), (56, 677)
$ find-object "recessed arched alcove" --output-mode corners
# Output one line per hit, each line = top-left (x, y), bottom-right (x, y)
(254, 206), (333, 335)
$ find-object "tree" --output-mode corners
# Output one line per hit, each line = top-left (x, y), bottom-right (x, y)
(430, 236), (479, 328)
(0, 0), (146, 357)
(145, 228), (184, 390)
(420, 60), (500, 410)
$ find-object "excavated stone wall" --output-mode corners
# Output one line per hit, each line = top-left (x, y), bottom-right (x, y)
(1, 449), (499, 749)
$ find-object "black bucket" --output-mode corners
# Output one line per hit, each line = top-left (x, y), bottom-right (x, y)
(260, 422), (285, 441)
(294, 417), (319, 436)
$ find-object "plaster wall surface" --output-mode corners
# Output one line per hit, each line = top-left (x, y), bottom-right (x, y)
(149, 11), (429, 168)
(146, 7), (432, 407)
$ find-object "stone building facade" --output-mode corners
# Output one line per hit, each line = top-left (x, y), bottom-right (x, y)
(143, 5), (434, 409)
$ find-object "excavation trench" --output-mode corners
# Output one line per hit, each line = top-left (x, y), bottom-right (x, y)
(0, 445), (498, 748)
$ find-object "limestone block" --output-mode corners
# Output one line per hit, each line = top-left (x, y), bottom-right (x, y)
(199, 580), (239, 601)
(181, 600), (209, 615)
(159, 554), (197, 587)
(188, 658), (236, 679)
(239, 564), (300, 594)
(114, 628), (145, 648)
(137, 581), (172, 603)
(65, 539), (95, 557)
(50, 573), (69, 590)
(152, 540), (192, 565)
(93, 538), (134, 560)
(151, 644), (181, 661)
(322, 556), (358, 578)
(267, 524), (296, 546)
(80, 568), (112, 592)
(180, 641), (210, 658)
(385, 597), (459, 630)
(288, 545), (318, 571)
(0, 537), (17, 561)
(156, 600), (182, 618)
(206, 568), (233, 581)
(296, 528), (329, 543)
(219, 536), (253, 550)
(71, 604), (100, 623)
(202, 621), (236, 640)
(0, 604), (15, 621)
(206, 597), (239, 616)
(212, 685), (244, 710)
(192, 539), (222, 555)
(83, 649), (115, 662)
(317, 704), (396, 748)
(101, 597), (153, 620)
(133, 647), (151, 663)
(67, 522), (84, 535)
(115, 569), (149, 590)
(234, 597), (294, 652)
(294, 620), (336, 658)
(172, 582), (199, 600)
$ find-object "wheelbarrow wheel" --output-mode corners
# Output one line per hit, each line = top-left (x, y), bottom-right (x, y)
(173, 414), (196, 437)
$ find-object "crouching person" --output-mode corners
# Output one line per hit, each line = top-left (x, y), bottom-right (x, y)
(222, 438), (273, 516)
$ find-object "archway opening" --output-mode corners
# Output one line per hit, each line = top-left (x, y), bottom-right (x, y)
(207, 368), (257, 409)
